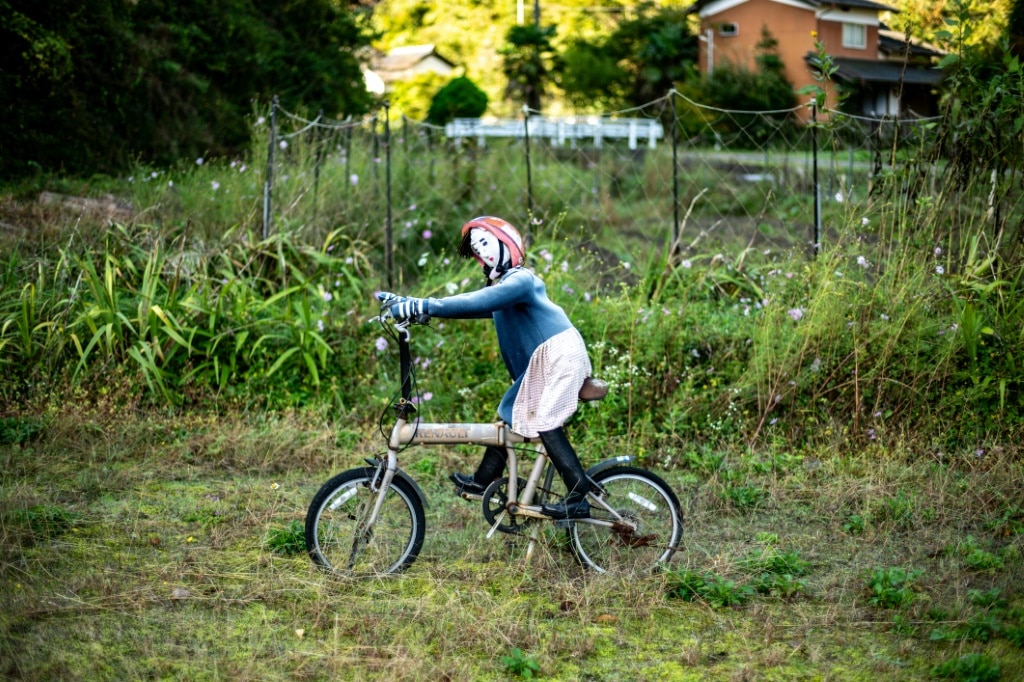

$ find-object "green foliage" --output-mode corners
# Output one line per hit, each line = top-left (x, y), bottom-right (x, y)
(500, 648), (541, 679)
(864, 566), (923, 608)
(721, 484), (768, 511)
(264, 520), (306, 556)
(665, 568), (755, 607)
(0, 416), (46, 445)
(13, 504), (78, 540)
(934, 2), (1024, 216)
(559, 40), (627, 111)
(930, 653), (1002, 682)
(843, 514), (868, 535)
(388, 72), (449, 122)
(426, 76), (488, 125)
(501, 24), (562, 112)
(950, 536), (1006, 572)
(689, 67), (798, 147)
(0, 0), (372, 179)
(560, 4), (697, 111)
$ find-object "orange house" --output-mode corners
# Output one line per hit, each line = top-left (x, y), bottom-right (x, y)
(690, 0), (945, 120)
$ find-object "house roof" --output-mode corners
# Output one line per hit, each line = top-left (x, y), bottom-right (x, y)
(817, 56), (946, 85)
(807, 0), (899, 12)
(373, 45), (455, 74)
(688, 0), (899, 14)
(879, 27), (947, 59)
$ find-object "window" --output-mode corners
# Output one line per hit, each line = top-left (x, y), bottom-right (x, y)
(719, 23), (738, 37)
(842, 22), (866, 49)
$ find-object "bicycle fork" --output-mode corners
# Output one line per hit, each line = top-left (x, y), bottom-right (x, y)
(346, 451), (400, 569)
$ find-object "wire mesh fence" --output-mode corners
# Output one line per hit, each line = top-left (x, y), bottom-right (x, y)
(260, 90), (975, 285)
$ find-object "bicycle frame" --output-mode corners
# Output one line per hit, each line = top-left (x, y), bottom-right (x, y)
(306, 317), (684, 576)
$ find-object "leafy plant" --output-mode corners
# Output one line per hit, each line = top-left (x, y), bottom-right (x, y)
(930, 652), (1001, 682)
(700, 576), (756, 607)
(665, 568), (754, 607)
(843, 514), (867, 535)
(740, 547), (812, 576)
(500, 648), (541, 679)
(722, 484), (768, 511)
(264, 520), (306, 556)
(0, 416), (47, 445)
(864, 566), (922, 608)
(13, 504), (79, 540)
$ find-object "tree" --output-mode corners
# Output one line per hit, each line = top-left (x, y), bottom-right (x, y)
(559, 3), (697, 111)
(500, 24), (562, 113)
(426, 76), (488, 125)
(560, 40), (628, 112)
(0, 0), (374, 179)
(1009, 0), (1024, 55)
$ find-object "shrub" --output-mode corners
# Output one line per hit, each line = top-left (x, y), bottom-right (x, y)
(426, 76), (488, 125)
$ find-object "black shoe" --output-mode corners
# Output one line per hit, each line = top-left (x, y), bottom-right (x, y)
(540, 494), (591, 519)
(449, 472), (486, 496)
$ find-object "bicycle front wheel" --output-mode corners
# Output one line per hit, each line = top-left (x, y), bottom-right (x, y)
(305, 467), (425, 577)
(570, 467), (683, 574)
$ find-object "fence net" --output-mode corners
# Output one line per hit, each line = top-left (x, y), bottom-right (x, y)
(261, 90), (1008, 284)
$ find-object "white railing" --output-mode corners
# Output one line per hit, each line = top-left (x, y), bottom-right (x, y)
(444, 117), (665, 150)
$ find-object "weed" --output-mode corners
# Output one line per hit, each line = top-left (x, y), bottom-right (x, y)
(664, 568), (709, 602)
(843, 513), (868, 535)
(739, 547), (811, 576)
(864, 566), (922, 608)
(891, 614), (917, 636)
(930, 653), (1001, 682)
(700, 576), (756, 608)
(968, 588), (1006, 609)
(264, 520), (306, 556)
(953, 536), (1005, 572)
(1005, 625), (1024, 648)
(0, 415), (46, 444)
(500, 648), (541, 679)
(962, 614), (1001, 643)
(963, 548), (1004, 572)
(751, 573), (808, 598)
(12, 504), (78, 540)
(665, 568), (755, 607)
(722, 484), (767, 511)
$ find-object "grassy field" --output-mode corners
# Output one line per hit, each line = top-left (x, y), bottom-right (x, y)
(2, 405), (1022, 680)
(2, 87), (1023, 678)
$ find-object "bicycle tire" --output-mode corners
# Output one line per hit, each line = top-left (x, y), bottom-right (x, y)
(305, 466), (425, 577)
(570, 466), (683, 574)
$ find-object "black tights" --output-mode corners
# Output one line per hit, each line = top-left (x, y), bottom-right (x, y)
(473, 427), (587, 497)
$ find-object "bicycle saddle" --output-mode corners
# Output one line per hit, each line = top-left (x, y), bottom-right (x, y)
(578, 377), (609, 402)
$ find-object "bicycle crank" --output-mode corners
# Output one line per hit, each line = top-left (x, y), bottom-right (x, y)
(481, 476), (526, 534)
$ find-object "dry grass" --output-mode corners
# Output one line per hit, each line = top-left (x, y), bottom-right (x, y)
(1, 408), (1022, 680)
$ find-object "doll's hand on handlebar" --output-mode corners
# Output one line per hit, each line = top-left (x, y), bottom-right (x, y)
(390, 297), (426, 322)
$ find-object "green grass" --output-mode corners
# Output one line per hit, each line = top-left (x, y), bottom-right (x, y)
(2, 89), (1024, 678)
(1, 410), (1022, 680)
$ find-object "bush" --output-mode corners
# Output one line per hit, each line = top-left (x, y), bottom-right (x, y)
(426, 76), (488, 125)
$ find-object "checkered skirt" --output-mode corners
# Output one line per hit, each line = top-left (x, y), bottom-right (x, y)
(511, 328), (592, 437)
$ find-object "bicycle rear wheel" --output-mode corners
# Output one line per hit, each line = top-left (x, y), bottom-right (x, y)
(305, 467), (425, 577)
(570, 467), (683, 574)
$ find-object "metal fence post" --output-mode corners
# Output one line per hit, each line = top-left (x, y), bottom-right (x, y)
(670, 90), (680, 259)
(263, 95), (278, 240)
(523, 105), (534, 244)
(811, 100), (821, 257)
(312, 109), (324, 227)
(384, 101), (394, 289)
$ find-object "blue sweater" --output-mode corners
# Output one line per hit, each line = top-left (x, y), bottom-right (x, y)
(421, 268), (575, 424)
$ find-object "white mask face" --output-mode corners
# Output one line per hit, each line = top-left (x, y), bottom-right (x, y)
(469, 228), (505, 279)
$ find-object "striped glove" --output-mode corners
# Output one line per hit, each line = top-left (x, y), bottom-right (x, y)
(390, 297), (427, 322)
